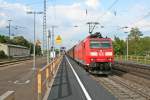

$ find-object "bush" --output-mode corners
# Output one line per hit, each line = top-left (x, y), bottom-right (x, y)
(0, 50), (7, 58)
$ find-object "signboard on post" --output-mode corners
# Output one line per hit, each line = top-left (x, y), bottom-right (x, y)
(55, 35), (62, 44)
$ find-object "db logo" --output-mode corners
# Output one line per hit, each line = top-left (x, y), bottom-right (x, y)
(99, 50), (104, 56)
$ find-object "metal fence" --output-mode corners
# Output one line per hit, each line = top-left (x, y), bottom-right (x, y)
(37, 55), (63, 100)
(115, 55), (150, 65)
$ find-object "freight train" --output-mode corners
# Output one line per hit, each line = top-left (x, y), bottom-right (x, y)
(67, 32), (114, 74)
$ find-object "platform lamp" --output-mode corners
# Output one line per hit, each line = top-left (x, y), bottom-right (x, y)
(124, 31), (129, 61)
(27, 11), (43, 70)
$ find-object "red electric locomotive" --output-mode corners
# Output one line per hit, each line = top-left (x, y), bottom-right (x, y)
(68, 32), (114, 74)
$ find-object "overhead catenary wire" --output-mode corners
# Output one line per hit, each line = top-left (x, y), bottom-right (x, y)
(25, 0), (49, 6)
(92, 0), (150, 34)
(95, 0), (119, 22)
(90, 0), (120, 34)
(129, 11), (150, 28)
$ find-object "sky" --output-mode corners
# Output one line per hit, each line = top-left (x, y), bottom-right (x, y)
(0, 0), (150, 49)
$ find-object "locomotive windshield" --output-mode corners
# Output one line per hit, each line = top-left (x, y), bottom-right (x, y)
(90, 40), (111, 48)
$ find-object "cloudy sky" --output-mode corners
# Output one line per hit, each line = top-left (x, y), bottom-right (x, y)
(0, 0), (150, 49)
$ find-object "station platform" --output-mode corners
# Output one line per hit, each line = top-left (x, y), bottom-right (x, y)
(48, 56), (116, 100)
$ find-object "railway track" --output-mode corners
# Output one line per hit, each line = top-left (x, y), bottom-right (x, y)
(113, 62), (150, 80)
(92, 75), (150, 100)
(110, 76), (150, 99)
(0, 57), (32, 67)
(112, 69), (150, 88)
(91, 62), (150, 100)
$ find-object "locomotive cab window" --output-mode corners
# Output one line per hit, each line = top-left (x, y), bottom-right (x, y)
(90, 40), (111, 48)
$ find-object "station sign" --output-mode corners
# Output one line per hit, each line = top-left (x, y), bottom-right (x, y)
(55, 35), (62, 44)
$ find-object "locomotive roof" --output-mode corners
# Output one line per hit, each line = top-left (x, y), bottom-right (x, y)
(87, 36), (112, 40)
(87, 32), (111, 40)
(74, 32), (112, 47)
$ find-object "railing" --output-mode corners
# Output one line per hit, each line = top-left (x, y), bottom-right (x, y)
(37, 55), (63, 100)
(115, 55), (150, 65)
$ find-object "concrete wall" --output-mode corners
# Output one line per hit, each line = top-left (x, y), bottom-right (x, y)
(0, 43), (30, 57)
(0, 44), (9, 55)
(9, 47), (30, 57)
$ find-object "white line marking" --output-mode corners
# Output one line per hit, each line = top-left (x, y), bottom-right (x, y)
(65, 56), (92, 100)
(25, 80), (30, 84)
(14, 80), (19, 84)
(13, 80), (30, 85)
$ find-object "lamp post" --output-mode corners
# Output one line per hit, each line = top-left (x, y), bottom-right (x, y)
(8, 20), (12, 40)
(50, 25), (57, 61)
(6, 19), (12, 58)
(124, 31), (129, 60)
(47, 30), (50, 64)
(27, 11), (43, 70)
(123, 26), (130, 60)
(120, 26), (130, 61)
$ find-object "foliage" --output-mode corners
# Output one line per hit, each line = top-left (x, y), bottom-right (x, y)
(55, 49), (60, 56)
(0, 35), (42, 55)
(139, 37), (150, 56)
(128, 27), (143, 41)
(0, 35), (10, 43)
(12, 36), (30, 47)
(128, 27), (143, 55)
(0, 50), (7, 58)
(113, 36), (126, 55)
(35, 45), (42, 55)
(113, 27), (150, 56)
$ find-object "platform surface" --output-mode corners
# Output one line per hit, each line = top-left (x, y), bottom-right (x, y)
(48, 56), (116, 100)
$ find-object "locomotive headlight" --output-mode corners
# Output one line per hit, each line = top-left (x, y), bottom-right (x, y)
(105, 52), (112, 56)
(90, 52), (98, 56)
(91, 58), (96, 61)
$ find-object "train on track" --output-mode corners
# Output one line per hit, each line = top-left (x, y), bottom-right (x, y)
(67, 32), (114, 74)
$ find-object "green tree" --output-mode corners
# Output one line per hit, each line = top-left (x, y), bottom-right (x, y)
(29, 43), (33, 54)
(113, 36), (126, 55)
(0, 35), (42, 55)
(128, 27), (143, 55)
(128, 27), (143, 40)
(140, 37), (150, 55)
(35, 45), (42, 55)
(0, 35), (10, 43)
(0, 50), (7, 58)
(12, 36), (30, 47)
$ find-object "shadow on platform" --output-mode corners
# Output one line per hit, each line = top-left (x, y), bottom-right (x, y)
(48, 58), (72, 100)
